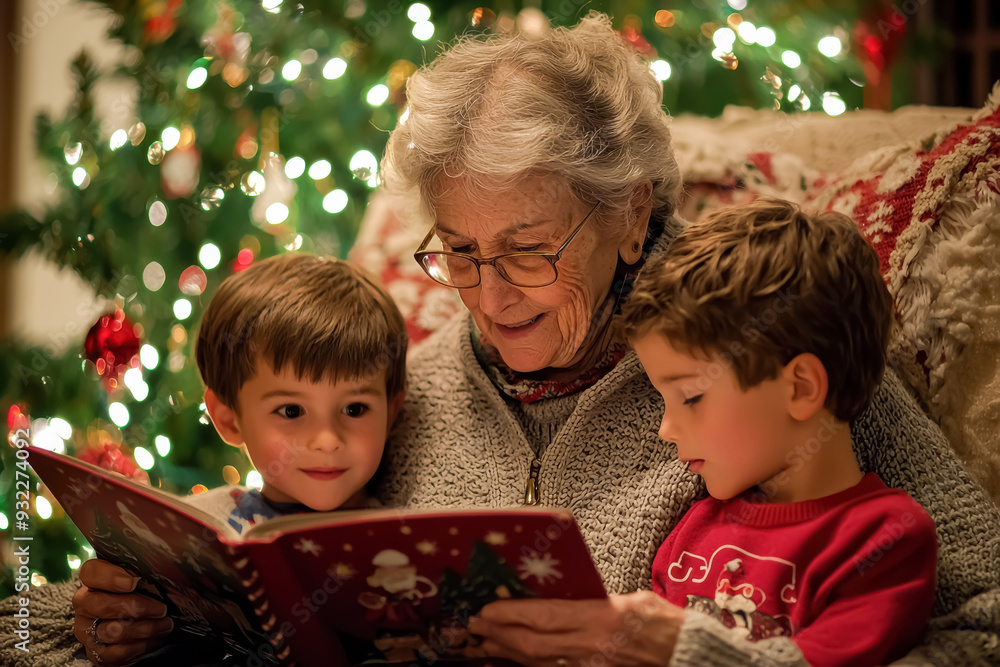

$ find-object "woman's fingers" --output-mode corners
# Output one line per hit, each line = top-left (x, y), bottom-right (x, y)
(72, 587), (168, 620)
(72, 560), (173, 665)
(471, 593), (684, 667)
(478, 598), (583, 632)
(478, 626), (579, 666)
(78, 559), (140, 593)
(73, 613), (173, 666)
(94, 617), (175, 643)
(85, 637), (168, 666)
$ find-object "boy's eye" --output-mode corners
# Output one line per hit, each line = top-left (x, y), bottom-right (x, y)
(276, 405), (303, 419)
(683, 395), (703, 407)
(343, 403), (369, 418)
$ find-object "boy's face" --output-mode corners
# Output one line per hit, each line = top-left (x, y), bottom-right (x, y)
(633, 333), (795, 501)
(207, 359), (402, 511)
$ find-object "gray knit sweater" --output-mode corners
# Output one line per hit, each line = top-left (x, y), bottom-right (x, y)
(3, 314), (998, 665)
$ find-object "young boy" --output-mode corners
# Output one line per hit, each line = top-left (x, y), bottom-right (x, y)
(190, 253), (407, 533)
(621, 199), (937, 667)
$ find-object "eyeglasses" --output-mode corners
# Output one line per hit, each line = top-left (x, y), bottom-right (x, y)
(414, 203), (600, 289)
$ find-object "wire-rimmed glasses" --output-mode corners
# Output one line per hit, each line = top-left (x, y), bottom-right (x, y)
(414, 203), (600, 289)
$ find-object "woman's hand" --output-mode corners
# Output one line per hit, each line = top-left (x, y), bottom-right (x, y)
(72, 559), (174, 665)
(468, 591), (685, 667)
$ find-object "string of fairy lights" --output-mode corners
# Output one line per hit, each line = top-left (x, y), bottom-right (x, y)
(4, 0), (877, 586)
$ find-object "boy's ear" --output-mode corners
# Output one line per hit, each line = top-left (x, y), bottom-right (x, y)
(387, 389), (406, 427)
(782, 353), (828, 422)
(204, 389), (245, 447)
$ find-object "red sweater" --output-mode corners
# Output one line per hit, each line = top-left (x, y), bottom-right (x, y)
(652, 473), (937, 667)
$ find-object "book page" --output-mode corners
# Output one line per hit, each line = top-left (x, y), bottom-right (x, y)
(242, 504), (572, 540)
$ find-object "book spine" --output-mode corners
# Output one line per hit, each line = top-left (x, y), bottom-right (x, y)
(248, 539), (349, 667)
(227, 543), (296, 667)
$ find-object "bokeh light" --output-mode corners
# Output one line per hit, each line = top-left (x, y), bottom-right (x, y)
(323, 189), (349, 213)
(187, 67), (208, 89)
(199, 243), (221, 269)
(109, 402), (129, 427)
(323, 57), (347, 80)
(134, 446), (155, 471)
(650, 60), (672, 81)
(366, 84), (390, 105)
(755, 27), (776, 47)
(781, 51), (802, 68)
(308, 159), (332, 180)
(265, 203), (289, 224)
(173, 298), (193, 320)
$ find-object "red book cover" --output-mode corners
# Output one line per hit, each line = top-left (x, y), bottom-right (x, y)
(29, 447), (607, 666)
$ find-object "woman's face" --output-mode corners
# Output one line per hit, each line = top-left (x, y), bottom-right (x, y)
(433, 175), (628, 372)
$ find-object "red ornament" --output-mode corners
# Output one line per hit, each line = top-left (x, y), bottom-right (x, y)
(7, 403), (29, 432)
(619, 16), (656, 58)
(85, 311), (142, 392)
(77, 441), (150, 484)
(142, 0), (183, 44)
(231, 248), (254, 273)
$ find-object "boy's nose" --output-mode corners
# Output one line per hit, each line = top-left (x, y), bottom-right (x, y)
(309, 428), (342, 452)
(658, 412), (679, 444)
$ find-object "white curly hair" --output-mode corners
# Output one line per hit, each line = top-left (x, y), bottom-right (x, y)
(380, 11), (682, 233)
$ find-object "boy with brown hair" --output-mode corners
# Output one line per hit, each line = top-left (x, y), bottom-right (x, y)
(621, 199), (937, 666)
(192, 253), (407, 533)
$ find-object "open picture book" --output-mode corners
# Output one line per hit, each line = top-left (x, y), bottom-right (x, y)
(28, 446), (607, 667)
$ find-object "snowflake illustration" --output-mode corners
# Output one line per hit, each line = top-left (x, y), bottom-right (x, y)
(415, 540), (438, 555)
(483, 531), (507, 546)
(294, 538), (322, 557)
(517, 551), (562, 585)
(67, 478), (89, 499)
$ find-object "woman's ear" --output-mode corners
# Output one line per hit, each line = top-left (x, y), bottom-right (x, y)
(204, 389), (245, 448)
(619, 181), (653, 264)
(782, 353), (829, 422)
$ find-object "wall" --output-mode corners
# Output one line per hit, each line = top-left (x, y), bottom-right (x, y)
(9, 0), (134, 353)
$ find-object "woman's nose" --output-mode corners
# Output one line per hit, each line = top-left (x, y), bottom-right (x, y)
(477, 264), (521, 317)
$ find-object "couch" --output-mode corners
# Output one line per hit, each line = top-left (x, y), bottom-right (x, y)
(351, 91), (1000, 506)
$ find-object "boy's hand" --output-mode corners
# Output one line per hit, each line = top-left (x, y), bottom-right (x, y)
(73, 559), (174, 665)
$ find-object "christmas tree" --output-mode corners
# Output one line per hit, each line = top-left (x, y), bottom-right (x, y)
(1, 0), (891, 594)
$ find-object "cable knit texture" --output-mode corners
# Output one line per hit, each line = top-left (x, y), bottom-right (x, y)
(379, 313), (1000, 666)
(515, 394), (581, 456)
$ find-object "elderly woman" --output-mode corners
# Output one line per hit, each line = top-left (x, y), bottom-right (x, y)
(9, 12), (998, 667)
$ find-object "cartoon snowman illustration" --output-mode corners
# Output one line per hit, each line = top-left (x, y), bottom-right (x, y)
(358, 549), (439, 624)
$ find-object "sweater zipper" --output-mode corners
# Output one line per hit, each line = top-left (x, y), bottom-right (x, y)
(524, 458), (541, 505)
